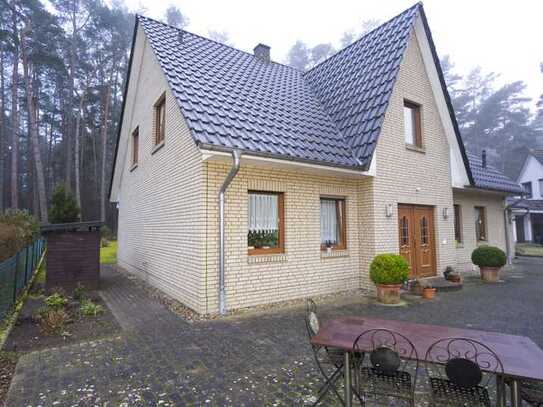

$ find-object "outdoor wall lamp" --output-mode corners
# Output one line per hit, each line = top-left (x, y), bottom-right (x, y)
(443, 207), (449, 220)
(386, 203), (393, 218)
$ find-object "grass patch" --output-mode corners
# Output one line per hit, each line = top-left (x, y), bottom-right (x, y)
(100, 240), (117, 264)
(516, 243), (543, 257)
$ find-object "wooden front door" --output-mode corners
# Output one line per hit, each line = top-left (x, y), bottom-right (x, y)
(398, 205), (437, 278)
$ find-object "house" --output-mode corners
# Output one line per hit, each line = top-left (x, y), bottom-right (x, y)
(511, 150), (543, 243)
(109, 3), (522, 315)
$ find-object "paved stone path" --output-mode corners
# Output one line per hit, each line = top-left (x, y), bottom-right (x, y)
(5, 257), (543, 406)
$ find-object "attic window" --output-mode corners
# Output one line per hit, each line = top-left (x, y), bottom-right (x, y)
(403, 100), (422, 147)
(154, 93), (166, 146)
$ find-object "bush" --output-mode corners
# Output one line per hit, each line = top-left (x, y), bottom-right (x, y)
(49, 185), (80, 223)
(471, 245), (506, 268)
(73, 283), (86, 301)
(100, 225), (113, 240)
(0, 209), (40, 261)
(39, 309), (70, 335)
(44, 293), (68, 309)
(370, 253), (410, 285)
(101, 237), (110, 247)
(80, 300), (104, 317)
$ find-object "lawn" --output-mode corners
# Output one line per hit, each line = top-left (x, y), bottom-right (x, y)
(100, 241), (117, 264)
(516, 243), (543, 257)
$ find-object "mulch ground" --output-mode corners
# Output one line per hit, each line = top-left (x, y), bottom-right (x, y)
(0, 352), (17, 406)
(3, 294), (120, 353)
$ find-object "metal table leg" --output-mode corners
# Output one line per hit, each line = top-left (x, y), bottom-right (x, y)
(510, 379), (521, 407)
(344, 351), (352, 407)
(496, 375), (505, 407)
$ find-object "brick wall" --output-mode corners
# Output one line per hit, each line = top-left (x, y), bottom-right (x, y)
(116, 27), (206, 313)
(453, 190), (507, 271)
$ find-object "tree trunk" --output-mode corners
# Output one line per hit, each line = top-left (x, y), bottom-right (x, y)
(10, 11), (19, 209)
(74, 89), (86, 216)
(0, 50), (5, 212)
(99, 85), (111, 222)
(21, 24), (48, 223)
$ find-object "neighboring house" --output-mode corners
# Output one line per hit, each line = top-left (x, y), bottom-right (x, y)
(511, 150), (543, 243)
(109, 3), (522, 315)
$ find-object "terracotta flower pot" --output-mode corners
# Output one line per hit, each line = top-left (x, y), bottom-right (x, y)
(422, 287), (436, 300)
(480, 266), (501, 283)
(376, 284), (402, 304)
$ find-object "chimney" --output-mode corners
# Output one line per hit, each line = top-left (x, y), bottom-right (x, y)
(253, 43), (270, 63)
(482, 149), (487, 169)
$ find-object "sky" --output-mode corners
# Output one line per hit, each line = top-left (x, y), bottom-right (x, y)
(125, 0), (542, 109)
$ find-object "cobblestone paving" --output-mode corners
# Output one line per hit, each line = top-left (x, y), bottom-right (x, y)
(5, 257), (543, 406)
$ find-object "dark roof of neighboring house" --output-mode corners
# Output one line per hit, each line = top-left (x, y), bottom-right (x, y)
(510, 199), (543, 211)
(111, 3), (522, 197)
(466, 153), (523, 194)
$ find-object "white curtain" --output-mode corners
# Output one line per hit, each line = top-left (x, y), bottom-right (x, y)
(248, 193), (278, 232)
(321, 200), (338, 244)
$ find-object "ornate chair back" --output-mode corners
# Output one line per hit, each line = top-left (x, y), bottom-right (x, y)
(425, 337), (504, 388)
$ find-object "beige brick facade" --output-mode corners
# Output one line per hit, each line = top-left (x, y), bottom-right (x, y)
(114, 25), (511, 315)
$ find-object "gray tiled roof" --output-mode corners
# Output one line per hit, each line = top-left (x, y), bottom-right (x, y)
(466, 153), (523, 194)
(129, 5), (520, 195)
(510, 199), (543, 211)
(304, 3), (420, 166)
(138, 17), (358, 169)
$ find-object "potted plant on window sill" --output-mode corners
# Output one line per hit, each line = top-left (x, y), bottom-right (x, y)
(370, 254), (410, 304)
(325, 240), (333, 254)
(471, 245), (506, 283)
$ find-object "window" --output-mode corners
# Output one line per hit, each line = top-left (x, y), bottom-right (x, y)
(474, 206), (487, 242)
(522, 181), (532, 198)
(400, 215), (409, 247)
(539, 179), (543, 197)
(154, 93), (166, 145)
(131, 127), (139, 166)
(320, 197), (346, 250)
(453, 204), (462, 244)
(247, 191), (284, 255)
(403, 100), (422, 147)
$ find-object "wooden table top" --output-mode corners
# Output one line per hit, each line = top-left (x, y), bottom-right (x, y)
(310, 316), (543, 381)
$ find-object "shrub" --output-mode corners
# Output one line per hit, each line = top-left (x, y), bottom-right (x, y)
(44, 293), (68, 309)
(49, 185), (80, 223)
(101, 237), (110, 247)
(370, 253), (410, 285)
(100, 225), (114, 240)
(73, 283), (86, 301)
(471, 245), (506, 268)
(39, 309), (70, 335)
(0, 209), (40, 261)
(80, 300), (104, 317)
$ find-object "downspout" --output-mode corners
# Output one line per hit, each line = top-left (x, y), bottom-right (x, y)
(219, 149), (241, 315)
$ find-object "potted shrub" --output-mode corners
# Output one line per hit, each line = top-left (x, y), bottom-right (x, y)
(471, 245), (507, 283)
(370, 254), (410, 304)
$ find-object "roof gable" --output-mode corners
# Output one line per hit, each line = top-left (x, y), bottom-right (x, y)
(304, 3), (419, 166)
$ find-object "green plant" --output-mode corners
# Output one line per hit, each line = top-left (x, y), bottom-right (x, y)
(44, 293), (68, 309)
(73, 283), (86, 301)
(49, 185), (80, 223)
(369, 253), (410, 285)
(39, 309), (70, 335)
(100, 225), (114, 240)
(471, 245), (506, 268)
(101, 237), (110, 247)
(80, 300), (104, 317)
(0, 209), (40, 262)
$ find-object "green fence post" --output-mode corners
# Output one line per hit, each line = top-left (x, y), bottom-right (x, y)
(12, 251), (19, 305)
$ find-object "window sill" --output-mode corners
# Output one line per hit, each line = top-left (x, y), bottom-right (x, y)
(321, 249), (349, 259)
(247, 253), (287, 264)
(405, 144), (426, 153)
(130, 163), (138, 172)
(151, 140), (165, 155)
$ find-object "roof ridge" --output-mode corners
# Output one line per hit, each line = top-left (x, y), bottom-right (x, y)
(136, 14), (301, 72)
(304, 2), (422, 76)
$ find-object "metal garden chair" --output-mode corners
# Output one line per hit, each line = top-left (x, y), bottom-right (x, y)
(305, 298), (346, 406)
(425, 337), (504, 407)
(352, 328), (419, 406)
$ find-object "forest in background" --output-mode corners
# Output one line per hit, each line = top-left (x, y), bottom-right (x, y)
(0, 2), (541, 228)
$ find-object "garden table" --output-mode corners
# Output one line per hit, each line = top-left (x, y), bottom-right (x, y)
(311, 316), (543, 407)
